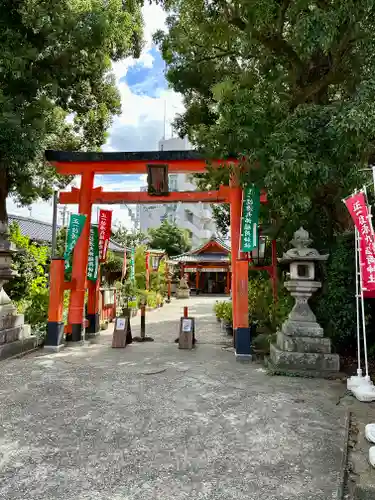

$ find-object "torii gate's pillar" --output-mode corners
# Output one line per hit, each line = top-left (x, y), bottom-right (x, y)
(229, 181), (251, 361)
(68, 171), (94, 341)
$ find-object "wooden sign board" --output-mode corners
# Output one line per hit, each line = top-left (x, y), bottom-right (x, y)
(112, 316), (132, 348)
(147, 164), (169, 196)
(178, 317), (195, 349)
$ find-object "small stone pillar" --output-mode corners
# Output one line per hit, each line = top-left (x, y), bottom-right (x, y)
(269, 228), (339, 377)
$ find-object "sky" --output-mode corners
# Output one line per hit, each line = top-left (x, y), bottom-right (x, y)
(7, 4), (185, 230)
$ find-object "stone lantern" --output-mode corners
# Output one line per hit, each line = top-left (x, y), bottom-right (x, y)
(269, 227), (340, 376)
(0, 222), (17, 317)
(0, 222), (33, 358)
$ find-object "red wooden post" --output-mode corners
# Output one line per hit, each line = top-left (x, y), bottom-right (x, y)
(68, 171), (94, 341)
(184, 306), (188, 318)
(196, 269), (200, 291)
(45, 258), (65, 350)
(229, 177), (250, 359)
(229, 179), (243, 330)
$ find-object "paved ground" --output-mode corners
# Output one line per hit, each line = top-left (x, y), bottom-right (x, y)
(0, 296), (349, 500)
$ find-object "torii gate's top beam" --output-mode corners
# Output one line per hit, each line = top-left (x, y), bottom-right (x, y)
(45, 150), (238, 175)
(59, 186), (267, 205)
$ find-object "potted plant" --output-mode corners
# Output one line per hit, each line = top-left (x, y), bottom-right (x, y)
(223, 302), (233, 336)
(213, 301), (224, 322)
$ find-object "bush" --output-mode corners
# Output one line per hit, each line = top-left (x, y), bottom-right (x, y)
(137, 290), (158, 308)
(248, 271), (292, 333)
(5, 222), (49, 303)
(24, 287), (50, 336)
(6, 223), (50, 334)
(214, 300), (227, 319)
(222, 301), (233, 324)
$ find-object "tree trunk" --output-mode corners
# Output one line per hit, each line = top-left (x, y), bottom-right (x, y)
(0, 165), (8, 225)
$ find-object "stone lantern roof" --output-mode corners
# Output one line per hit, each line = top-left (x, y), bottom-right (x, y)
(279, 227), (329, 263)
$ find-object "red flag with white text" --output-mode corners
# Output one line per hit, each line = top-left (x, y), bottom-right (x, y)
(344, 191), (375, 292)
(98, 209), (112, 262)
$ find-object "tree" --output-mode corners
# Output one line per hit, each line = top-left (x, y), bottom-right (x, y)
(147, 220), (191, 256)
(0, 0), (143, 223)
(155, 0), (375, 247)
(111, 225), (146, 248)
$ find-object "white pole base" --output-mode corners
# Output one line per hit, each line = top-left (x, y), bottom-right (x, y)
(352, 378), (375, 402)
(365, 424), (375, 444)
(347, 374), (366, 391)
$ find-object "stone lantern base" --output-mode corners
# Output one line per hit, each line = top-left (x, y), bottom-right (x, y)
(176, 288), (190, 299)
(268, 281), (340, 377)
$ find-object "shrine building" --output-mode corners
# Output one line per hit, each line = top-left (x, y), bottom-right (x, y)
(172, 237), (231, 295)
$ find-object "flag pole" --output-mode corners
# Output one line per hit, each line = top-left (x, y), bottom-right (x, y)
(355, 226), (362, 378)
(363, 185), (372, 381)
(347, 190), (365, 391)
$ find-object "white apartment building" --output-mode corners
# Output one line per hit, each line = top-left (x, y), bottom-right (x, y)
(136, 137), (217, 248)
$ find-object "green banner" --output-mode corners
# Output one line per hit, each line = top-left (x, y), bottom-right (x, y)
(87, 225), (99, 281)
(240, 185), (260, 252)
(64, 214), (87, 272)
(130, 248), (135, 283)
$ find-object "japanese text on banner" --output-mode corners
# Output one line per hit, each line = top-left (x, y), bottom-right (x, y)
(87, 225), (99, 281)
(344, 191), (375, 291)
(98, 209), (112, 262)
(240, 185), (260, 252)
(64, 214), (87, 273)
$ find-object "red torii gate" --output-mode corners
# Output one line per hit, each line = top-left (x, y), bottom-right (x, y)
(44, 149), (267, 359)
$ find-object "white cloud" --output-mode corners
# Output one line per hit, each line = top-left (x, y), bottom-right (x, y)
(7, 4), (184, 231)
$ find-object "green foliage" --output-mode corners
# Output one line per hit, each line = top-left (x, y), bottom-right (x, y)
(134, 245), (147, 289)
(214, 300), (233, 324)
(111, 225), (146, 248)
(150, 259), (167, 294)
(248, 272), (292, 333)
(55, 227), (67, 258)
(23, 288), (50, 335)
(214, 300), (227, 320)
(0, 0), (143, 221)
(5, 222), (49, 303)
(5, 222), (50, 331)
(155, 0), (374, 246)
(101, 250), (123, 284)
(147, 220), (191, 256)
(137, 290), (163, 309)
(222, 301), (233, 324)
(212, 204), (230, 238)
(313, 232), (373, 353)
(122, 279), (138, 299)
